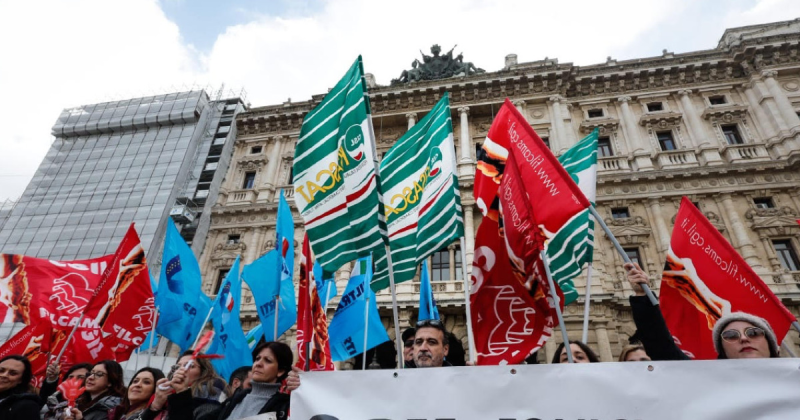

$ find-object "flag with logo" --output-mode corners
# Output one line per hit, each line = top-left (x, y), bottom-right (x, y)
(328, 255), (390, 362)
(292, 56), (387, 275)
(207, 256), (251, 379)
(155, 219), (212, 352)
(545, 128), (598, 305)
(0, 321), (67, 388)
(295, 234), (334, 371)
(242, 249), (297, 341)
(660, 197), (796, 359)
(375, 93), (463, 291)
(0, 253), (112, 327)
(418, 260), (440, 321)
(245, 323), (264, 350)
(470, 217), (554, 365)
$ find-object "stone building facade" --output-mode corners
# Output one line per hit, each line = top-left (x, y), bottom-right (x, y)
(200, 19), (800, 364)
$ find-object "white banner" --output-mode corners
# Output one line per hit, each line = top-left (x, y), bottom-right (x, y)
(291, 359), (800, 420)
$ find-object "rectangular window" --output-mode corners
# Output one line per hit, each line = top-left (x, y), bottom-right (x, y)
(598, 137), (613, 157)
(250, 146), (263, 154)
(721, 124), (743, 145)
(753, 197), (775, 209)
(430, 250), (450, 282)
(216, 125), (231, 135)
(709, 95), (726, 105)
(611, 207), (630, 219)
(243, 172), (256, 189)
(657, 131), (676, 151)
(288, 167), (293, 184)
(773, 240), (800, 271)
(624, 247), (643, 267)
(587, 109), (604, 118)
(541, 137), (550, 149)
(214, 269), (229, 294)
(454, 245), (463, 281)
(647, 102), (663, 112)
(227, 234), (240, 245)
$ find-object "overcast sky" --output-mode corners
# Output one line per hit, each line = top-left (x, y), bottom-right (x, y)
(0, 0), (798, 201)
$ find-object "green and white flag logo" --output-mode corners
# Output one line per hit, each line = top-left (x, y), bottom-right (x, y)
(545, 128), (598, 305)
(374, 93), (464, 290)
(292, 56), (387, 274)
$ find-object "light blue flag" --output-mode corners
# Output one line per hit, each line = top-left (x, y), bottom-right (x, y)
(136, 332), (159, 353)
(156, 219), (212, 351)
(242, 250), (297, 341)
(328, 256), (390, 362)
(245, 323), (264, 350)
(208, 256), (251, 380)
(276, 189), (295, 289)
(314, 262), (337, 308)
(418, 260), (440, 321)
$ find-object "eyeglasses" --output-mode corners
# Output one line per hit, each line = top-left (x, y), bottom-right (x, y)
(416, 319), (442, 328)
(721, 327), (765, 342)
(87, 371), (107, 378)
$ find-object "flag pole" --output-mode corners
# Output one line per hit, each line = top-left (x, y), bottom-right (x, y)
(384, 245), (404, 369)
(147, 307), (159, 367)
(792, 321), (800, 335)
(581, 264), (593, 344)
(540, 250), (574, 363)
(190, 305), (215, 351)
(55, 313), (85, 364)
(274, 296), (281, 342)
(589, 206), (658, 305)
(459, 237), (477, 364)
(781, 341), (797, 358)
(362, 263), (370, 371)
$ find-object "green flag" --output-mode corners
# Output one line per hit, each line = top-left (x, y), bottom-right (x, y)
(373, 93), (464, 291)
(545, 128), (599, 305)
(292, 56), (387, 274)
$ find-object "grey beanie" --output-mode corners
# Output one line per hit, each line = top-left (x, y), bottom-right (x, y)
(712, 312), (779, 358)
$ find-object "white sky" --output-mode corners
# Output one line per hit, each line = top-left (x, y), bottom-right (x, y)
(0, 0), (798, 201)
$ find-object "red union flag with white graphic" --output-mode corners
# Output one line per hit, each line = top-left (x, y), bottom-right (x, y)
(661, 197), (796, 359)
(470, 217), (554, 365)
(295, 234), (334, 371)
(0, 321), (71, 388)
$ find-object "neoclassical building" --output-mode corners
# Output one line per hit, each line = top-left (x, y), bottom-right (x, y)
(199, 19), (800, 364)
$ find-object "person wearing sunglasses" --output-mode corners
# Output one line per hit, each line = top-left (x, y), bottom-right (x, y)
(412, 320), (451, 368)
(66, 360), (126, 420)
(402, 328), (416, 368)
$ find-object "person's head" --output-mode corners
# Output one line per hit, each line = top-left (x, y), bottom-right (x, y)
(712, 312), (779, 359)
(551, 341), (600, 364)
(0, 355), (33, 394)
(413, 320), (449, 368)
(619, 344), (651, 362)
(228, 366), (251, 393)
(252, 341), (293, 384)
(445, 332), (466, 366)
(64, 363), (93, 385)
(177, 351), (222, 396)
(126, 368), (164, 406)
(85, 360), (125, 398)
(402, 328), (416, 363)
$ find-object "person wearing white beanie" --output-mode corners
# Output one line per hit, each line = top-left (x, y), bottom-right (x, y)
(712, 312), (780, 359)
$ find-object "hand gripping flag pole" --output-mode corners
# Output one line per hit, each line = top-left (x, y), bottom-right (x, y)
(459, 237), (477, 363)
(541, 250), (574, 364)
(590, 206), (659, 306)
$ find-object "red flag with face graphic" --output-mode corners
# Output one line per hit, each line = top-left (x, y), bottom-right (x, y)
(660, 197), (796, 359)
(470, 217), (555, 365)
(0, 321), (70, 388)
(295, 234), (334, 371)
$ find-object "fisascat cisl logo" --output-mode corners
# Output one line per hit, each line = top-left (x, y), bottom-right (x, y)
(343, 124), (366, 162)
(428, 146), (443, 179)
(385, 146), (443, 221)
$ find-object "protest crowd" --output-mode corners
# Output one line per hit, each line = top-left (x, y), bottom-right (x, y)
(1, 57), (798, 420)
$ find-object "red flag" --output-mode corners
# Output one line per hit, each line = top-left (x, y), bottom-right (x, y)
(470, 217), (554, 365)
(660, 197), (796, 359)
(475, 99), (590, 238)
(76, 224), (154, 362)
(0, 322), (67, 387)
(295, 234), (334, 371)
(0, 254), (113, 327)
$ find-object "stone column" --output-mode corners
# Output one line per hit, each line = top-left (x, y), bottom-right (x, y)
(246, 226), (264, 263)
(513, 100), (526, 117)
(758, 232), (783, 272)
(464, 203), (475, 268)
(676, 89), (707, 147)
(547, 96), (564, 152)
(458, 107), (471, 162)
(594, 321), (613, 362)
(742, 82), (778, 139)
(761, 70), (800, 130)
(646, 198), (671, 252)
(715, 193), (762, 268)
(263, 135), (283, 200)
(406, 112), (417, 130)
(617, 96), (653, 169)
(448, 244), (457, 281)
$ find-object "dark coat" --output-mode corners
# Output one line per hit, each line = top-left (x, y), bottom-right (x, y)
(0, 392), (43, 420)
(630, 295), (690, 361)
(196, 388), (290, 420)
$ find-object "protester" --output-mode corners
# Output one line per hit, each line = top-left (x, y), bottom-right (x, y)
(66, 360), (125, 420)
(412, 320), (451, 368)
(108, 367), (165, 420)
(226, 366), (251, 397)
(551, 341), (600, 363)
(445, 332), (466, 366)
(402, 327), (416, 368)
(625, 262), (781, 360)
(41, 363), (93, 420)
(0, 355), (41, 419)
(618, 344), (652, 362)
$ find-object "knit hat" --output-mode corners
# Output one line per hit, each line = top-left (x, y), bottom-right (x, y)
(712, 312), (779, 358)
(402, 327), (416, 343)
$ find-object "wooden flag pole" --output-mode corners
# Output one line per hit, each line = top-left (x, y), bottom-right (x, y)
(147, 306), (159, 367)
(55, 313), (85, 364)
(384, 245), (404, 369)
(589, 206), (659, 306)
(459, 237), (477, 364)
(541, 250), (574, 363)
(581, 264), (594, 344)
